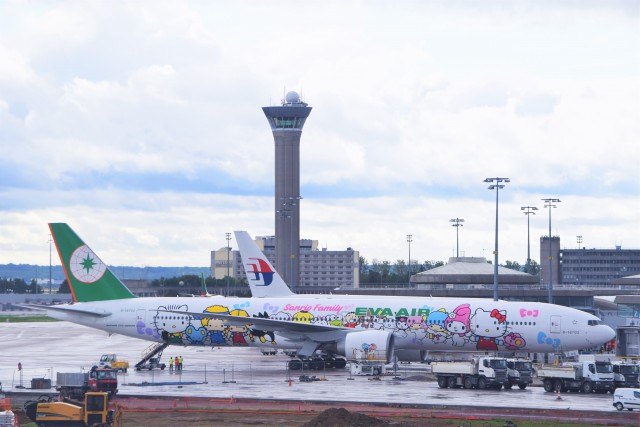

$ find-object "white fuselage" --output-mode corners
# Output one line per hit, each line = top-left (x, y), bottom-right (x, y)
(46, 295), (614, 354)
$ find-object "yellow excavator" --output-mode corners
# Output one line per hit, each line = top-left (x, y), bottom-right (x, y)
(24, 392), (122, 427)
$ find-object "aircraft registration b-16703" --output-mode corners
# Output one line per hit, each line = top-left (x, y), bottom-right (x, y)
(29, 223), (615, 367)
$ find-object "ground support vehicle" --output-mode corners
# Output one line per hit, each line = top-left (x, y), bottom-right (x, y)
(536, 361), (614, 393)
(504, 359), (534, 390)
(24, 392), (119, 426)
(56, 367), (118, 400)
(431, 356), (508, 390)
(612, 362), (640, 389)
(578, 355), (640, 390)
(286, 352), (347, 371)
(98, 354), (129, 373)
(613, 388), (640, 411)
(134, 357), (166, 371)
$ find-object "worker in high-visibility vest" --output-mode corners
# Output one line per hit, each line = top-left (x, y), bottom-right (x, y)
(169, 356), (174, 372)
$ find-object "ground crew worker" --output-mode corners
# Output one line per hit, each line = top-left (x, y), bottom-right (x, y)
(179, 355), (183, 371)
(175, 356), (180, 371)
(169, 356), (174, 372)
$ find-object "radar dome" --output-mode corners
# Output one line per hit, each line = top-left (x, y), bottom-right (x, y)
(285, 91), (301, 104)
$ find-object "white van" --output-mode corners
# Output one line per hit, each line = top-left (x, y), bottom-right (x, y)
(613, 388), (640, 411)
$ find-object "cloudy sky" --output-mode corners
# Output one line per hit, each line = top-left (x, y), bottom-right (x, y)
(1, 1), (638, 269)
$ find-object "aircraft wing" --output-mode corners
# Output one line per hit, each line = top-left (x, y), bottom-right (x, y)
(163, 309), (349, 343)
(17, 303), (112, 318)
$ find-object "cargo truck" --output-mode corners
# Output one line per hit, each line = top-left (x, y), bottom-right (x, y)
(577, 355), (639, 390)
(612, 362), (640, 389)
(504, 358), (534, 390)
(536, 360), (614, 393)
(432, 356), (508, 390)
(56, 367), (118, 400)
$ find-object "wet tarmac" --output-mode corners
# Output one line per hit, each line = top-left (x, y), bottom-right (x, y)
(0, 321), (621, 413)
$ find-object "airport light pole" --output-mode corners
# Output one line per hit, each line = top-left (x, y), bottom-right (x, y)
(485, 177), (510, 301)
(406, 234), (412, 281)
(449, 218), (464, 258)
(542, 198), (561, 304)
(520, 206), (538, 274)
(225, 232), (231, 297)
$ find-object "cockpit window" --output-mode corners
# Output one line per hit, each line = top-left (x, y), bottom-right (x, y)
(588, 320), (602, 326)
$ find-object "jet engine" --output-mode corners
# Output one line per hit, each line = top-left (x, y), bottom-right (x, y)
(394, 349), (429, 363)
(331, 330), (395, 363)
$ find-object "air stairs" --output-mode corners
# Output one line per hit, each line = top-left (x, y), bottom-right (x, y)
(135, 342), (169, 370)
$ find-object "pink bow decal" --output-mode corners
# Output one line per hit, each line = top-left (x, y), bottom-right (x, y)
(520, 309), (539, 318)
(490, 309), (506, 323)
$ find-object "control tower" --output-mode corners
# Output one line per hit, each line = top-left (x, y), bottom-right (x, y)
(262, 91), (312, 292)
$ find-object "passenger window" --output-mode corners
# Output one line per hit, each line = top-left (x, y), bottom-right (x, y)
(589, 364), (595, 374)
(635, 391), (640, 398)
(483, 360), (489, 368)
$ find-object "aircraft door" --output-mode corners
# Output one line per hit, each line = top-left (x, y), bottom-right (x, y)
(550, 315), (561, 334)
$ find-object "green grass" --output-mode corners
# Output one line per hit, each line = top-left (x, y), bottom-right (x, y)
(0, 315), (57, 322)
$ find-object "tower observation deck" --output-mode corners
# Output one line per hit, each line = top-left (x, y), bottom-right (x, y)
(262, 91), (312, 292)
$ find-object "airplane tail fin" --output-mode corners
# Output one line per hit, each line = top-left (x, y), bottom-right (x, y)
(49, 223), (136, 302)
(234, 231), (294, 298)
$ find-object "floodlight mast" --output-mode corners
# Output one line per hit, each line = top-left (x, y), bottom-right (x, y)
(450, 218), (465, 258)
(520, 206), (538, 274)
(484, 177), (510, 301)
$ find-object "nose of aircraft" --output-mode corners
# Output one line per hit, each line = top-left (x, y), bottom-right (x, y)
(587, 324), (616, 349)
(601, 324), (616, 342)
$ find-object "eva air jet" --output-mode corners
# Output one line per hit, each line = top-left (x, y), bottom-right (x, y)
(30, 223), (614, 367)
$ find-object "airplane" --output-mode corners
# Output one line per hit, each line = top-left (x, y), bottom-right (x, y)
(27, 223), (615, 368)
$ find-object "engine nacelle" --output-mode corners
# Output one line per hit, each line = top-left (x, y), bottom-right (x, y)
(394, 349), (429, 363)
(334, 330), (395, 363)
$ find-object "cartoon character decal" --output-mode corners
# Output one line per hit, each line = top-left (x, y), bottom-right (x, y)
(343, 312), (358, 328)
(251, 311), (276, 344)
(504, 332), (527, 350)
(154, 304), (190, 344)
(202, 305), (230, 346)
(445, 304), (471, 347)
(426, 309), (449, 344)
(148, 301), (540, 352)
(470, 308), (507, 351)
(228, 309), (252, 346)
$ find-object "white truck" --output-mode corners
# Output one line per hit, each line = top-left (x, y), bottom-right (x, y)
(504, 359), (534, 390)
(432, 356), (508, 390)
(577, 355), (639, 390)
(536, 361), (614, 393)
(612, 362), (640, 389)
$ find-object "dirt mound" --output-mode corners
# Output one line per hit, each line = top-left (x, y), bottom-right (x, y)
(302, 407), (387, 427)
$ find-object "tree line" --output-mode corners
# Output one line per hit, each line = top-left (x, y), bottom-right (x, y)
(3, 258), (540, 294)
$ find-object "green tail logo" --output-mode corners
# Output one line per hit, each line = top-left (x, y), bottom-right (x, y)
(49, 223), (136, 302)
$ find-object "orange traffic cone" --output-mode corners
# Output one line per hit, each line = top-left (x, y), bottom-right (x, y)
(556, 389), (562, 400)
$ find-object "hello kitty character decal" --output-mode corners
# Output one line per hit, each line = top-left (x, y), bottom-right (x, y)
(470, 308), (508, 351)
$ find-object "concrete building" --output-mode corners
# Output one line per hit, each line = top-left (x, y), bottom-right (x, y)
(262, 91), (312, 292)
(561, 248), (640, 288)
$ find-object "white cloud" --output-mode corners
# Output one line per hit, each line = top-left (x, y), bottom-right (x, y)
(0, 1), (638, 267)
